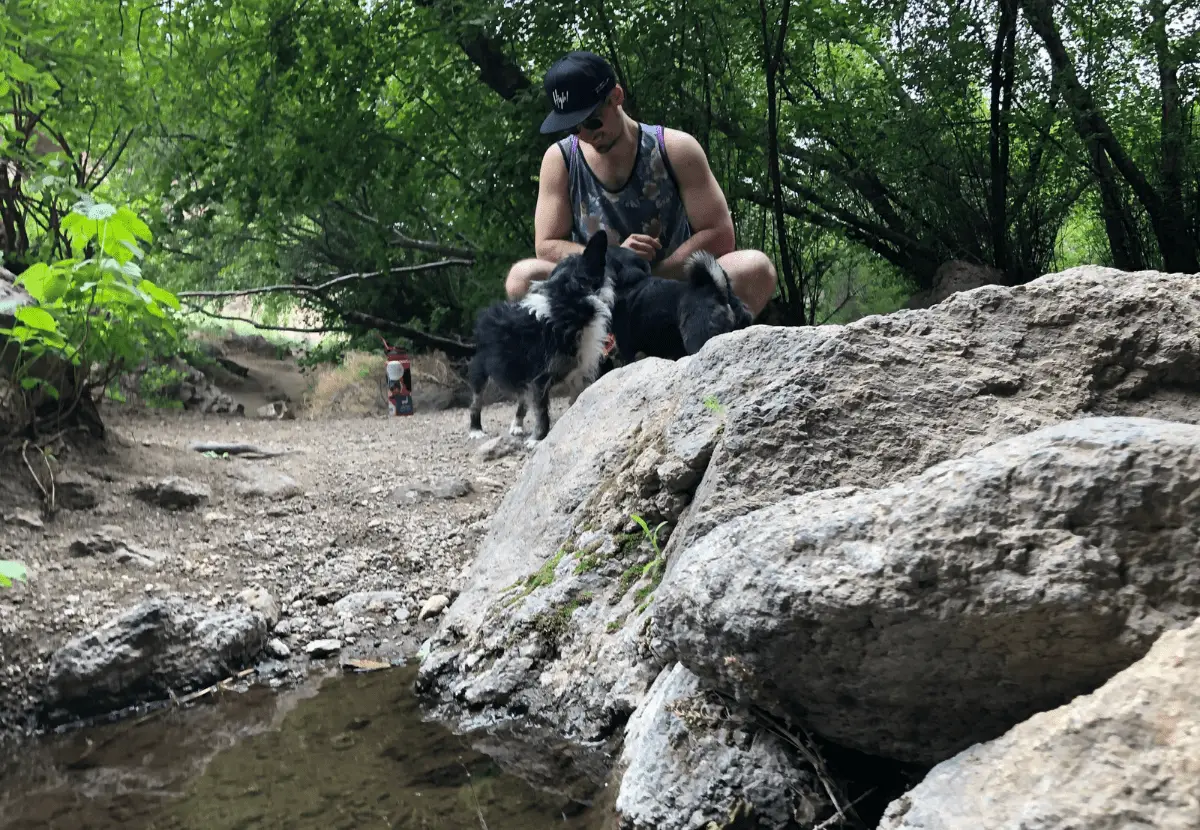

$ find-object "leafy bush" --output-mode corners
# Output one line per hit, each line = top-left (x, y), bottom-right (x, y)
(0, 197), (181, 431)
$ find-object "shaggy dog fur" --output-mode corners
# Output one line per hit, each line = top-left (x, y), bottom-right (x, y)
(607, 247), (754, 362)
(467, 232), (616, 442)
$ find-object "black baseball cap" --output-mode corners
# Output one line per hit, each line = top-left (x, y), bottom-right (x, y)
(539, 51), (617, 134)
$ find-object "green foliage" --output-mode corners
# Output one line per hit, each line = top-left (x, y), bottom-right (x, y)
(6, 0), (1197, 344)
(0, 561), (27, 588)
(138, 365), (188, 409)
(1, 198), (180, 423)
(525, 545), (571, 591)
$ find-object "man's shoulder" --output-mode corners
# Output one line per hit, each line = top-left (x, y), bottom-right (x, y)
(658, 127), (708, 173)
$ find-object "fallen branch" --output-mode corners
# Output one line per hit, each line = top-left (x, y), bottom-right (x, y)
(180, 302), (476, 358)
(175, 667), (258, 706)
(181, 302), (350, 335)
(21, 439), (55, 514)
(813, 788), (878, 830)
(177, 259), (473, 301)
(190, 441), (290, 458)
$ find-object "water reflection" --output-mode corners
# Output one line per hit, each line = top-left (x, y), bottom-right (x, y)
(0, 667), (607, 830)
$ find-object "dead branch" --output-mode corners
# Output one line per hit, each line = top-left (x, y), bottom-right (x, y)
(189, 441), (290, 458)
(180, 302), (475, 357)
(180, 302), (349, 334)
(176, 258), (474, 301)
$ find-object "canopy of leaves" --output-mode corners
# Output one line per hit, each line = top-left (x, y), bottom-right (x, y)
(3, 0), (1197, 340)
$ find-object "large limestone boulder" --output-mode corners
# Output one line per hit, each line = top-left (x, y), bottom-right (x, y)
(655, 417), (1200, 764)
(417, 266), (1200, 815)
(879, 616), (1200, 830)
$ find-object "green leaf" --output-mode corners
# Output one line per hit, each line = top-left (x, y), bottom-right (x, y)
(14, 306), (59, 333)
(15, 263), (51, 301)
(139, 279), (180, 310)
(0, 561), (27, 588)
(115, 206), (153, 243)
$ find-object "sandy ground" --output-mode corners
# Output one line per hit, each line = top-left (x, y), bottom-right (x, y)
(0, 345), (547, 738)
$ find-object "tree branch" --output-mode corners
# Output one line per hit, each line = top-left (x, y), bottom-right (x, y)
(176, 259), (474, 300)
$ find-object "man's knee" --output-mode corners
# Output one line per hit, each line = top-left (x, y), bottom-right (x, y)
(719, 249), (777, 316)
(505, 259), (553, 301)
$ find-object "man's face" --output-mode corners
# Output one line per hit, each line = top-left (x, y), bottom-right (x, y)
(574, 95), (619, 154)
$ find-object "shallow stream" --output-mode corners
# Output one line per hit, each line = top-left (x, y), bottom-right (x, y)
(0, 667), (608, 830)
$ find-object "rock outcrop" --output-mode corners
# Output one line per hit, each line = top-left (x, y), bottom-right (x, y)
(655, 416), (1200, 763)
(416, 266), (1200, 824)
(879, 616), (1200, 830)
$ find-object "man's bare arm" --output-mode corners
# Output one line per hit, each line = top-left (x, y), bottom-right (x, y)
(533, 144), (585, 263)
(653, 130), (737, 280)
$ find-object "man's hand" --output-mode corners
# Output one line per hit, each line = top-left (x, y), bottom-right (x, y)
(622, 233), (662, 262)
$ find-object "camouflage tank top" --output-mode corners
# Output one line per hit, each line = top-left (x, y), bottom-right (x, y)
(556, 123), (693, 265)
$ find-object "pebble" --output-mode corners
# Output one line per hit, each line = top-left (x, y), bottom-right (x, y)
(265, 638), (291, 659)
(418, 594), (450, 621)
(304, 639), (343, 659)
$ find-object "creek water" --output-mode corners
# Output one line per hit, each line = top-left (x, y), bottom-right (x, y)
(0, 666), (608, 830)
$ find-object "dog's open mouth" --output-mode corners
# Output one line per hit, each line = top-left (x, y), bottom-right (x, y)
(602, 332), (617, 357)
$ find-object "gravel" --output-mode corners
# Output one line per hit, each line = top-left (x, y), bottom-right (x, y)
(0, 398), (547, 737)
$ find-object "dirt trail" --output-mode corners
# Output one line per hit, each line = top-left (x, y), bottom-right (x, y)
(0, 347), (541, 736)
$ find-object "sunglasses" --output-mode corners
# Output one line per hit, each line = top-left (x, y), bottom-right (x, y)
(569, 99), (608, 134)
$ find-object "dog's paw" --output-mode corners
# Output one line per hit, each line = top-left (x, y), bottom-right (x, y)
(508, 423), (526, 437)
(468, 429), (488, 440)
(524, 437), (542, 449)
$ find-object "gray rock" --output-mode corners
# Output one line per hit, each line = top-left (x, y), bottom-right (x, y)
(114, 543), (168, 569)
(305, 639), (342, 658)
(233, 469), (302, 500)
(56, 472), (99, 510)
(67, 526), (127, 557)
(475, 435), (525, 461)
(417, 594), (450, 621)
(331, 591), (408, 618)
(879, 617), (1200, 830)
(264, 638), (291, 660)
(668, 266), (1200, 562)
(417, 357), (699, 749)
(236, 587), (280, 628)
(419, 267), (1200, 794)
(44, 597), (268, 719)
(396, 477), (474, 503)
(656, 417), (1200, 764)
(4, 509), (43, 530)
(131, 476), (211, 510)
(616, 663), (828, 830)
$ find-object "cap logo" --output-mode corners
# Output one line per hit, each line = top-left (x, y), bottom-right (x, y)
(552, 89), (569, 109)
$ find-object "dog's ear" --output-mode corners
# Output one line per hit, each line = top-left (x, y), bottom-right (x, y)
(583, 231), (609, 275)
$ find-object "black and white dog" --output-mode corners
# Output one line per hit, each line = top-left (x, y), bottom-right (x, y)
(467, 231), (617, 442)
(607, 247), (754, 362)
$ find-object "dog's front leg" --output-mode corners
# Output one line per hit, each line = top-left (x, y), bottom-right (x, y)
(529, 384), (552, 445)
(509, 396), (527, 437)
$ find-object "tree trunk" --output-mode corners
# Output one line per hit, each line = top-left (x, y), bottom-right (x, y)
(759, 0), (803, 324)
(1020, 0), (1197, 272)
(989, 0), (1017, 274)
